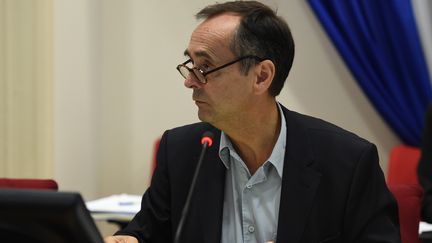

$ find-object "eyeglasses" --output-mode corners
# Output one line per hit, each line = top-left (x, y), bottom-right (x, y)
(176, 55), (263, 84)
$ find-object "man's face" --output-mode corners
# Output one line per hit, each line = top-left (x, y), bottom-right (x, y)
(184, 14), (256, 128)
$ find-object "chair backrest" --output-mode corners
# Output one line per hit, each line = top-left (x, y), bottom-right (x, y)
(387, 145), (421, 185)
(0, 178), (58, 190)
(388, 184), (423, 243)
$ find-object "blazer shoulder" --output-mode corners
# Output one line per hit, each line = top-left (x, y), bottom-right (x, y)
(166, 122), (218, 137)
(161, 122), (221, 149)
(287, 109), (371, 147)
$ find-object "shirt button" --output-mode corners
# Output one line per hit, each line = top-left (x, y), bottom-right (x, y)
(248, 225), (255, 233)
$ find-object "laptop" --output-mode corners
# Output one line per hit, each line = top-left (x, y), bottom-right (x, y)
(0, 189), (104, 243)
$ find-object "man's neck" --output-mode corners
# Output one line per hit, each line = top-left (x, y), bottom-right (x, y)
(221, 99), (281, 175)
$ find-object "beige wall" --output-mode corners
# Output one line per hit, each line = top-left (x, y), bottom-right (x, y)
(0, 0), (53, 178)
(54, 0), (400, 200)
(54, 0), (100, 198)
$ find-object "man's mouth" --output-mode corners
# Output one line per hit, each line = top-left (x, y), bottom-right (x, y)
(194, 100), (207, 106)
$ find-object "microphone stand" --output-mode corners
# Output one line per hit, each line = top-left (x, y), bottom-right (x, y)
(173, 137), (212, 243)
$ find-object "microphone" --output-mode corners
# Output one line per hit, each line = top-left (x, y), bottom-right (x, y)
(174, 131), (214, 243)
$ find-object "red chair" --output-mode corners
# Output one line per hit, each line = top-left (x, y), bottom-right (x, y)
(152, 138), (161, 175)
(387, 145), (421, 185)
(0, 178), (58, 190)
(387, 145), (423, 243)
(388, 184), (423, 243)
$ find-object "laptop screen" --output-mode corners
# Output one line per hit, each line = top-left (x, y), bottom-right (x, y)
(0, 189), (104, 243)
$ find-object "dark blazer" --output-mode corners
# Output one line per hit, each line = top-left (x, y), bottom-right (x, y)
(418, 104), (432, 222)
(117, 106), (401, 243)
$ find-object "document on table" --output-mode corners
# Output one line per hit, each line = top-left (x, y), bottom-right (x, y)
(420, 221), (432, 234)
(86, 194), (141, 215)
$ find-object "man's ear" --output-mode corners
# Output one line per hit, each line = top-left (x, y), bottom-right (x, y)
(253, 60), (275, 95)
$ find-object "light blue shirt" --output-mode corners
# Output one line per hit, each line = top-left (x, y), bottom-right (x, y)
(219, 103), (286, 243)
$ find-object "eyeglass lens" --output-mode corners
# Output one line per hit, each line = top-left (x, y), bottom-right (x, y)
(178, 65), (205, 83)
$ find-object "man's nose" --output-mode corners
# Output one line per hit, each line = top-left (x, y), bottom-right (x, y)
(184, 75), (202, 89)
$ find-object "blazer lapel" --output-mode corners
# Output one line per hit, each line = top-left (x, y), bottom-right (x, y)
(195, 131), (226, 243)
(276, 107), (322, 243)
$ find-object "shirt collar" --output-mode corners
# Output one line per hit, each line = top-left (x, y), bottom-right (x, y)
(268, 102), (286, 177)
(218, 102), (286, 177)
(219, 133), (235, 169)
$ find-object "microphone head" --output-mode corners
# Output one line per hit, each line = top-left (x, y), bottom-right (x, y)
(201, 131), (214, 147)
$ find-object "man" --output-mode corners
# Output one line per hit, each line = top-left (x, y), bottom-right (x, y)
(105, 1), (400, 243)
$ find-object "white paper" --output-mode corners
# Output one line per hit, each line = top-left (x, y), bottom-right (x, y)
(86, 194), (141, 214)
(420, 221), (432, 234)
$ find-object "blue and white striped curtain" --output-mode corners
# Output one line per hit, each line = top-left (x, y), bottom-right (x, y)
(307, 0), (432, 146)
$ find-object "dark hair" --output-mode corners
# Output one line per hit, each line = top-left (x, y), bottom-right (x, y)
(196, 1), (295, 96)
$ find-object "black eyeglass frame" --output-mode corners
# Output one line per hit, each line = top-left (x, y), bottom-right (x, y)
(176, 55), (264, 84)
